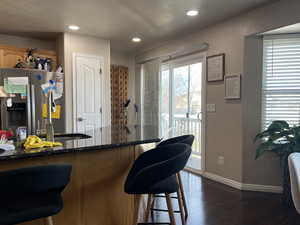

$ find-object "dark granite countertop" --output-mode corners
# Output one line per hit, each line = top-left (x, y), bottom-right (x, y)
(0, 125), (161, 161)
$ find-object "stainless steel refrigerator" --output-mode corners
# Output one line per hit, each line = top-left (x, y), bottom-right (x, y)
(0, 68), (65, 134)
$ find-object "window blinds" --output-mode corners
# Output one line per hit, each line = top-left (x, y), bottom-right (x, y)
(262, 35), (300, 129)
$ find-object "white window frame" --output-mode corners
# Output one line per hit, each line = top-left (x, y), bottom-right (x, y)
(262, 34), (300, 130)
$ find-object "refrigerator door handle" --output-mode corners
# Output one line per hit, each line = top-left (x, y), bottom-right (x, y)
(26, 84), (32, 135)
(30, 84), (36, 135)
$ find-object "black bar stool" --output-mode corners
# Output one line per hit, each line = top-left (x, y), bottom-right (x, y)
(0, 164), (72, 225)
(154, 135), (194, 221)
(125, 143), (191, 225)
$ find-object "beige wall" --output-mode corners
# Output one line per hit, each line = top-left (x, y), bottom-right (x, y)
(56, 34), (65, 67)
(111, 50), (136, 125)
(242, 36), (282, 185)
(63, 33), (111, 132)
(0, 34), (56, 50)
(135, 0), (300, 186)
(136, 13), (246, 183)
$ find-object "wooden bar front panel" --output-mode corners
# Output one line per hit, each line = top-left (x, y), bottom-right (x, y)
(0, 146), (138, 225)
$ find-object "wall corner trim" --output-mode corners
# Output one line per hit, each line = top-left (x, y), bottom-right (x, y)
(202, 172), (283, 194)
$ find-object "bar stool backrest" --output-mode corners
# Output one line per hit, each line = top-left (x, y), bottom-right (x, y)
(0, 164), (72, 195)
(125, 143), (191, 194)
(157, 135), (194, 147)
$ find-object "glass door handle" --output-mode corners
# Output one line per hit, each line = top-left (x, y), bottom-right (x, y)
(197, 113), (202, 119)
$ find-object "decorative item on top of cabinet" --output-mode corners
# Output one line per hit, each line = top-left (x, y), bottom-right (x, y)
(110, 65), (129, 128)
(0, 44), (57, 71)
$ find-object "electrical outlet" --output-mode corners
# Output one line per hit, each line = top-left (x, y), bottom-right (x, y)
(218, 156), (225, 165)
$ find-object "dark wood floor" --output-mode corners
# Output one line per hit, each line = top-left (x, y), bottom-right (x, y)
(150, 172), (300, 225)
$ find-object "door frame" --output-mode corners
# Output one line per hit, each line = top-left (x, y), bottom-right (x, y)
(72, 53), (104, 133)
(159, 52), (207, 173)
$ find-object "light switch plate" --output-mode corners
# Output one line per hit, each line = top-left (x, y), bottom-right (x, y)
(206, 104), (216, 112)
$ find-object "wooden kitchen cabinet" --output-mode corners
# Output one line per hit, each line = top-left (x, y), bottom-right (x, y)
(0, 47), (25, 68)
(0, 44), (57, 71)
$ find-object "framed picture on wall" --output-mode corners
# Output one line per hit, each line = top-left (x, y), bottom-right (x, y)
(206, 53), (225, 82)
(224, 74), (241, 100)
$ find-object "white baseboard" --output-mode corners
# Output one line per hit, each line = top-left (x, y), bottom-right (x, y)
(203, 172), (242, 190)
(202, 172), (283, 193)
(241, 183), (283, 193)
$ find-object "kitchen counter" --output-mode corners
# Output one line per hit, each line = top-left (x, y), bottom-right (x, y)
(0, 125), (160, 161)
(0, 125), (160, 225)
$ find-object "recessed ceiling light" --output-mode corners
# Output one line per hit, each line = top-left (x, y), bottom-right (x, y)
(68, 25), (80, 31)
(132, 37), (141, 43)
(186, 10), (199, 17)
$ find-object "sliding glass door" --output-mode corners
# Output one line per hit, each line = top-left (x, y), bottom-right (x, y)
(160, 55), (205, 172)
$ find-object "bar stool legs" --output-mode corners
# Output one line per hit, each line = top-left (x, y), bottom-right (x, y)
(144, 193), (177, 225)
(150, 172), (188, 222)
(44, 216), (54, 225)
(145, 173), (188, 225)
(144, 194), (153, 222)
(177, 173), (188, 220)
(176, 176), (186, 225)
(165, 194), (176, 225)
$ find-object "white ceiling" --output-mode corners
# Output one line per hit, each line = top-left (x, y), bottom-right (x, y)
(263, 23), (300, 35)
(0, 0), (278, 53)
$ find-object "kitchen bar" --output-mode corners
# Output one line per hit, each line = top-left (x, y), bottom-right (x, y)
(0, 125), (160, 225)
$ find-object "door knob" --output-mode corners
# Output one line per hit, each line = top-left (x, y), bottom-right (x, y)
(78, 117), (86, 122)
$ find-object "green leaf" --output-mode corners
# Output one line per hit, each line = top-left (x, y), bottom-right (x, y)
(254, 121), (290, 143)
(254, 130), (271, 142)
(292, 145), (300, 153)
(254, 129), (278, 142)
(267, 121), (289, 131)
(255, 141), (276, 159)
(270, 143), (289, 156)
(292, 126), (300, 144)
(254, 120), (300, 161)
(268, 130), (292, 142)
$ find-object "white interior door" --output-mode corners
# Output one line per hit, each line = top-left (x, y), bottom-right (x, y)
(73, 54), (103, 138)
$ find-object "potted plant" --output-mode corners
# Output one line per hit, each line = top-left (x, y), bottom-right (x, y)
(254, 120), (300, 206)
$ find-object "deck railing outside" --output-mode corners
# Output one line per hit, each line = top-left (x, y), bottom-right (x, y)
(160, 115), (201, 156)
(173, 117), (201, 156)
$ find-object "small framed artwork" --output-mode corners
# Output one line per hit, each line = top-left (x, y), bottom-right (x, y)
(224, 74), (241, 100)
(206, 53), (225, 82)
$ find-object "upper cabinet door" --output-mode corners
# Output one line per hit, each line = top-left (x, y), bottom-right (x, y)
(1, 48), (26, 68)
